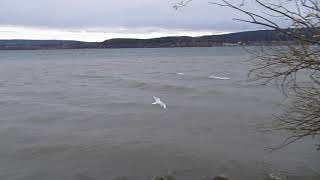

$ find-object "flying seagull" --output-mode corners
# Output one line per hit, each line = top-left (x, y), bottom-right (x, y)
(152, 96), (166, 109)
(176, 72), (185, 76)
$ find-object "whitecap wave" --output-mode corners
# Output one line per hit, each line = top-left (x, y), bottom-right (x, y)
(209, 75), (230, 80)
(176, 72), (185, 76)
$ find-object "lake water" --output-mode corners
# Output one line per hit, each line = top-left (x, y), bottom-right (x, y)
(0, 47), (319, 180)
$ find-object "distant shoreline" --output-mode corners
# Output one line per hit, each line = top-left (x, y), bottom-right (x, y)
(0, 29), (295, 50)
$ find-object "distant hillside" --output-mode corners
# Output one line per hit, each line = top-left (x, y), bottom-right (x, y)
(0, 40), (98, 50)
(200, 29), (285, 43)
(100, 29), (289, 48)
(0, 40), (80, 46)
(0, 29), (291, 50)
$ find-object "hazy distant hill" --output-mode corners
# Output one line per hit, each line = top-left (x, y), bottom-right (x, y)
(199, 29), (284, 43)
(0, 40), (98, 50)
(0, 29), (290, 50)
(100, 29), (289, 48)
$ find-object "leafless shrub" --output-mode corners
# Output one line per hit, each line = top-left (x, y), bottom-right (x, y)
(175, 0), (320, 150)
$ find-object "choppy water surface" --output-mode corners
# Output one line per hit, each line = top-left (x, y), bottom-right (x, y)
(0, 47), (319, 180)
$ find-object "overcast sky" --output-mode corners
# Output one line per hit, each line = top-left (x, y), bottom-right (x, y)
(0, 0), (261, 41)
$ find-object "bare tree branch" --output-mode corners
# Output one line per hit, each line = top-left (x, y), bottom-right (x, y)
(174, 0), (320, 151)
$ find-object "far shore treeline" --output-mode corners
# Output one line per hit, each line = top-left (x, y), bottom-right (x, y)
(0, 29), (308, 50)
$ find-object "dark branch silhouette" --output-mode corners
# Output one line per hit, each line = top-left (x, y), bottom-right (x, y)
(175, 0), (320, 151)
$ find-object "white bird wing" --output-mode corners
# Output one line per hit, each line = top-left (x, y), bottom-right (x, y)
(162, 102), (166, 109)
(152, 96), (166, 109)
(153, 96), (160, 101)
(152, 96), (160, 104)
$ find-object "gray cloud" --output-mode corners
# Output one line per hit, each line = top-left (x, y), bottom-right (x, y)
(0, 0), (260, 32)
